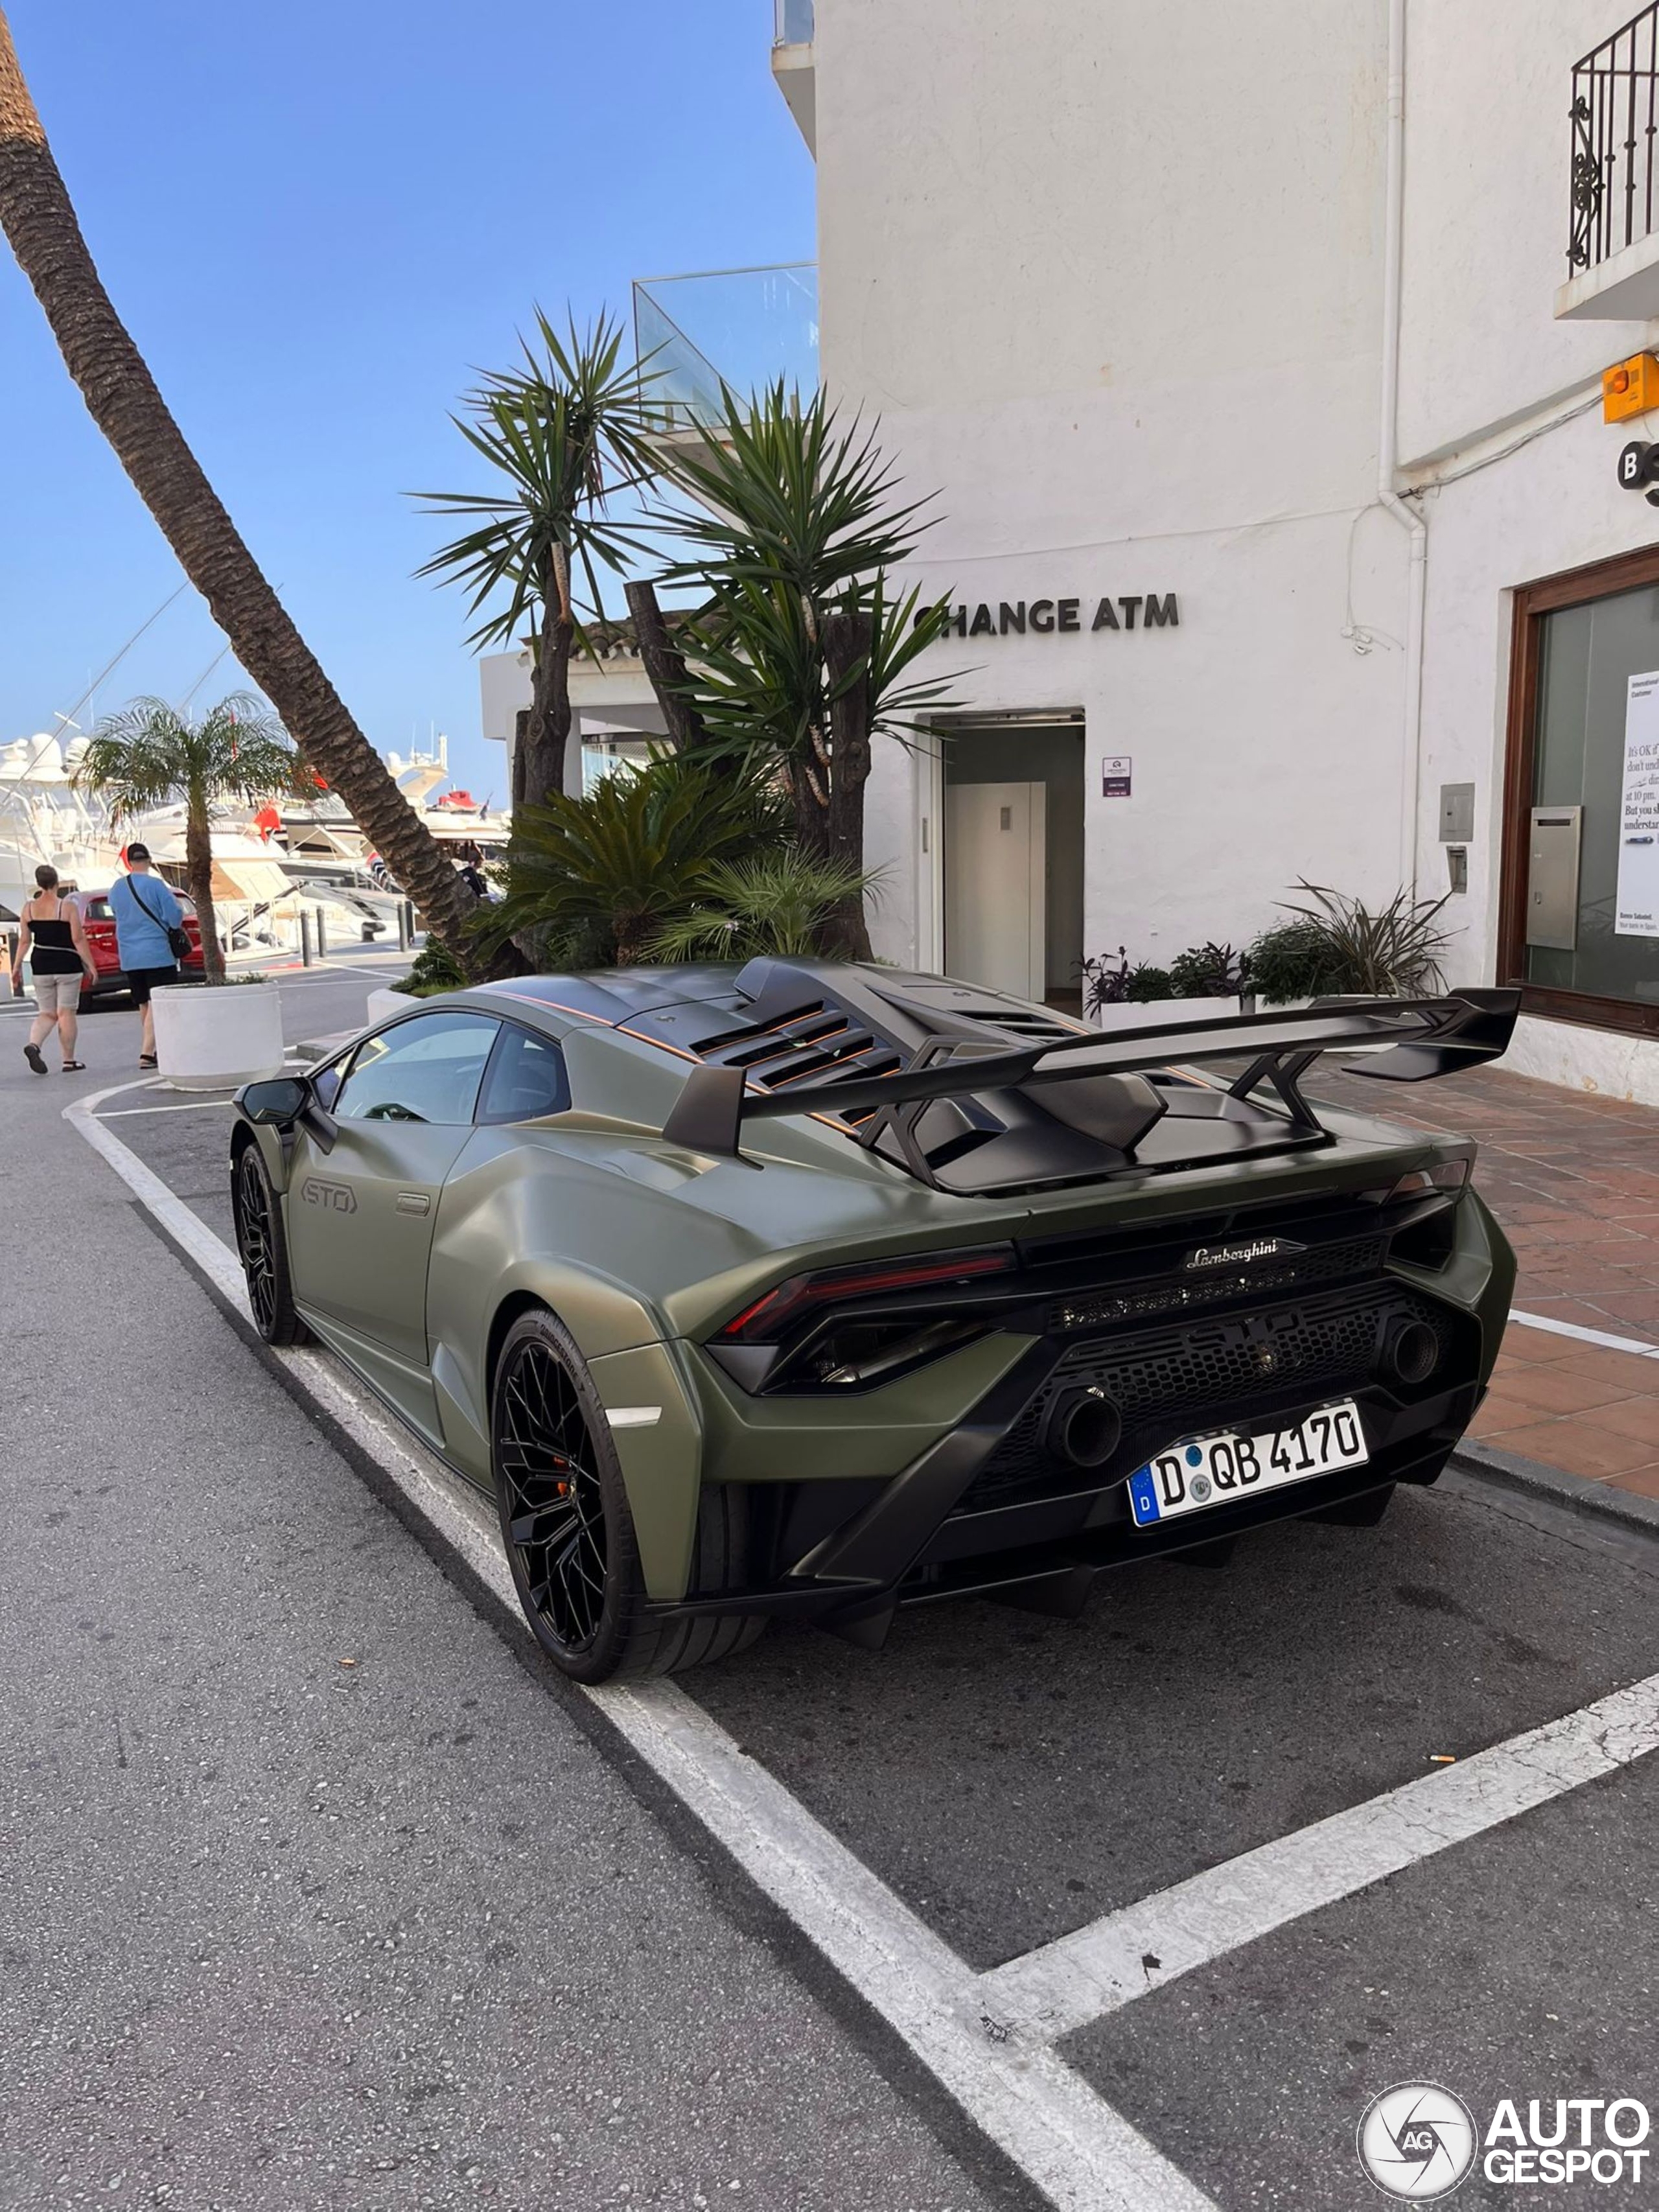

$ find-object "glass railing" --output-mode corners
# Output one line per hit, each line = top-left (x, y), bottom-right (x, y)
(632, 264), (818, 431)
(774, 0), (814, 45)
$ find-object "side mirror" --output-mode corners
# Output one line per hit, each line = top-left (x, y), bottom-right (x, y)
(238, 1075), (310, 1126)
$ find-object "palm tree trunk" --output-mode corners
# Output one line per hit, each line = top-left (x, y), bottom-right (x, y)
(183, 793), (224, 983)
(821, 611), (874, 961)
(0, 13), (516, 977)
(623, 579), (708, 754)
(520, 588), (574, 811)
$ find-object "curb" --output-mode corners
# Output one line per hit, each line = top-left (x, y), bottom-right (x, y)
(1450, 1438), (1659, 1541)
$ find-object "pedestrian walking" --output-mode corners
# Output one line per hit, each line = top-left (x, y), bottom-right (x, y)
(108, 842), (185, 1069)
(13, 864), (95, 1073)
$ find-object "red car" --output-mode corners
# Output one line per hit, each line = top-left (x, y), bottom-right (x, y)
(68, 885), (206, 1003)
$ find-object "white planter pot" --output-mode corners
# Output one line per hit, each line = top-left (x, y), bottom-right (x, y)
(1090, 994), (1240, 1031)
(152, 982), (286, 1091)
(365, 986), (415, 1027)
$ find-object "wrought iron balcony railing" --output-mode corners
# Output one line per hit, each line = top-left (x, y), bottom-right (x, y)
(632, 264), (818, 432)
(1570, 3), (1659, 273)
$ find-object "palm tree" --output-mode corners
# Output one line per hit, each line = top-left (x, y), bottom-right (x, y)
(488, 754), (785, 967)
(76, 693), (302, 981)
(417, 312), (662, 811)
(652, 383), (956, 959)
(647, 851), (873, 964)
(0, 9), (496, 971)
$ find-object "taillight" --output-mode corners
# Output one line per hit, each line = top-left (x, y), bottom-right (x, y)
(1382, 1158), (1470, 1205)
(717, 1244), (1016, 1345)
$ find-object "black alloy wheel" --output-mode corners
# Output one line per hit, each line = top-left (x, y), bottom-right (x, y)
(232, 1141), (308, 1345)
(496, 1334), (611, 1659)
(491, 1307), (767, 1684)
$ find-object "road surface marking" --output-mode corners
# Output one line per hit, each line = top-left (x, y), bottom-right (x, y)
(982, 1669), (1659, 2041)
(1509, 1307), (1659, 1360)
(63, 1081), (1218, 2212)
(97, 1097), (233, 1116)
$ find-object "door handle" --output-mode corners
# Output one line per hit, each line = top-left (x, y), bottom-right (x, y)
(395, 1191), (432, 1217)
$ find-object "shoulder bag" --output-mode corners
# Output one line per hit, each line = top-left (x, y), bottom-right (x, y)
(124, 874), (192, 962)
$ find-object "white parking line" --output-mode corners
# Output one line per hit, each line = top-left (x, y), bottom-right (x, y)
(982, 1670), (1659, 2042)
(62, 1082), (1218, 2212)
(1509, 1307), (1659, 1360)
(97, 1097), (233, 1116)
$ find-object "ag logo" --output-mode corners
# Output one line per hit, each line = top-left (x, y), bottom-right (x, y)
(1357, 2082), (1477, 2201)
(299, 1177), (356, 1214)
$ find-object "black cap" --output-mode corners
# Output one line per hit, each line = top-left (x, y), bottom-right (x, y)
(125, 842), (152, 863)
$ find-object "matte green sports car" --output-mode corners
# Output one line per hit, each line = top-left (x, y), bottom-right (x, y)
(229, 959), (1518, 1681)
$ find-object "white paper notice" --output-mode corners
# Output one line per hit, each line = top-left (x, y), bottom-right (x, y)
(1617, 671), (1659, 938)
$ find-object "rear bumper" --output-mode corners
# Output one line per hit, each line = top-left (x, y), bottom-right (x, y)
(646, 1191), (1514, 1635)
(646, 1358), (1472, 1635)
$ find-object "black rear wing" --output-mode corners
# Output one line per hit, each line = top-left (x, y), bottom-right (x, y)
(660, 988), (1520, 1172)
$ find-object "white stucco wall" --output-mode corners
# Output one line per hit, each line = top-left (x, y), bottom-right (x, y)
(817, 0), (1410, 976)
(1397, 0), (1659, 468)
(822, 0), (1659, 1092)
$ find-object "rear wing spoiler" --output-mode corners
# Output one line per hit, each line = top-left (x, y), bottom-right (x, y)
(660, 988), (1522, 1164)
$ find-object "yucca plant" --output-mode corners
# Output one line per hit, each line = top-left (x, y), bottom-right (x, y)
(485, 753), (786, 966)
(1271, 881), (1455, 997)
(416, 310), (662, 813)
(649, 382), (956, 958)
(647, 851), (873, 964)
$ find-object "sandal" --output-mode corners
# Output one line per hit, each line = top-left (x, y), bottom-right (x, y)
(24, 1043), (47, 1075)
(62, 1060), (86, 1073)
(139, 1053), (158, 1069)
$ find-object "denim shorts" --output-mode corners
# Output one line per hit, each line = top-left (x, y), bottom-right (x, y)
(30, 972), (82, 1013)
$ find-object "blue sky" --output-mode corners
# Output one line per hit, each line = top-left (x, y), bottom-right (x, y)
(0, 1), (815, 796)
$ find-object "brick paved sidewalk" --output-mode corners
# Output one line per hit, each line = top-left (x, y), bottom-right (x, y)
(1309, 1062), (1659, 1507)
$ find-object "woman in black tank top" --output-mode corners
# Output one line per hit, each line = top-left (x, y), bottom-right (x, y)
(14, 863), (95, 1074)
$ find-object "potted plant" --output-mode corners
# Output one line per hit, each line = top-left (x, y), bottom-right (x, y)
(1246, 884), (1454, 1008)
(1082, 942), (1248, 1031)
(75, 693), (305, 1086)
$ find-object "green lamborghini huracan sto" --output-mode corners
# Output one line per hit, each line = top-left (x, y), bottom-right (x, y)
(229, 959), (1518, 1681)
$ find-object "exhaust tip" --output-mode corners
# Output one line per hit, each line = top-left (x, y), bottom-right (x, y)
(1043, 1388), (1122, 1470)
(1384, 1316), (1441, 1389)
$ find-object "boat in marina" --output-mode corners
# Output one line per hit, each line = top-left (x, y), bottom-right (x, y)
(3, 725), (506, 956)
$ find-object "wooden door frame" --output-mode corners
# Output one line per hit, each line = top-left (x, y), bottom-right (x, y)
(1499, 542), (1659, 1041)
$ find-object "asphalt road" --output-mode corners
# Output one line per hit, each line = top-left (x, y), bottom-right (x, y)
(5, 995), (1658, 2212)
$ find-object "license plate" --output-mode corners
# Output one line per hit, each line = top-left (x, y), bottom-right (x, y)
(1128, 1399), (1369, 1526)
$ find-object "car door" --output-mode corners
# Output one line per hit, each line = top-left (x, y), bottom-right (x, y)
(286, 1010), (501, 1368)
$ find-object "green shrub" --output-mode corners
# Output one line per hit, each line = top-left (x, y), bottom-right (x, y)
(1168, 942), (1249, 997)
(1261, 883), (1454, 997)
(1246, 920), (1347, 1002)
(647, 852), (872, 964)
(487, 752), (788, 966)
(397, 937), (469, 997)
(1124, 963), (1175, 1003)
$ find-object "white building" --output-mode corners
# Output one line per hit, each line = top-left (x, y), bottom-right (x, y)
(486, 0), (1659, 1100)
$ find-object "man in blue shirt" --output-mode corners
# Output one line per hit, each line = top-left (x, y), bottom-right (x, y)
(109, 842), (185, 1068)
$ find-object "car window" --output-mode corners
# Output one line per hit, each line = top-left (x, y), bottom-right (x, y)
(476, 1024), (570, 1124)
(333, 1012), (500, 1126)
(85, 899), (112, 921)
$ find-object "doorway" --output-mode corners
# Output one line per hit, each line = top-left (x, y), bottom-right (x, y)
(939, 719), (1085, 1009)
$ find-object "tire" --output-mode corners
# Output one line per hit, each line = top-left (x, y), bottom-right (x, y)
(232, 1139), (310, 1346)
(491, 1307), (766, 1683)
